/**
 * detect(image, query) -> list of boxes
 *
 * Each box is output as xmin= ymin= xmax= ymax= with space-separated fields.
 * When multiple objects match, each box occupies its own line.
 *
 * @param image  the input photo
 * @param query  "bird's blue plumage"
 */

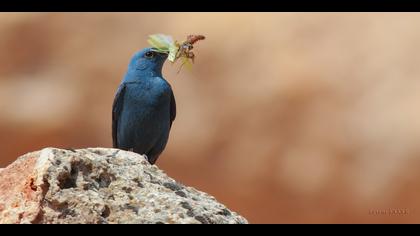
xmin=112 ymin=47 xmax=176 ymax=164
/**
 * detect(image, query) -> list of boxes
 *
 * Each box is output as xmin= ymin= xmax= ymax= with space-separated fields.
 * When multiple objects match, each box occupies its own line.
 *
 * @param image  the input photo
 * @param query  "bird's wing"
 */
xmin=170 ymin=89 xmax=176 ymax=128
xmin=112 ymin=83 xmax=127 ymax=148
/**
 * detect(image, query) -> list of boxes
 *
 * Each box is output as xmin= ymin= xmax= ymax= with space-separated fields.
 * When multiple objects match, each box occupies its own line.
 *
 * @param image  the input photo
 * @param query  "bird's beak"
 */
xmin=150 ymin=48 xmax=169 ymax=59
xmin=158 ymin=52 xmax=169 ymax=59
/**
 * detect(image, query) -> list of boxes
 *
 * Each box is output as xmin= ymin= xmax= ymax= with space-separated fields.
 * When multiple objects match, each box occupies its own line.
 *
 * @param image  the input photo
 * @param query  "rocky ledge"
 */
xmin=0 ymin=148 xmax=247 ymax=224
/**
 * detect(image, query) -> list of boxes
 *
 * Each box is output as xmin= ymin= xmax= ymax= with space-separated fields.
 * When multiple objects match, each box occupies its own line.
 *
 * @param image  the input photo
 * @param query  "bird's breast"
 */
xmin=124 ymin=80 xmax=172 ymax=110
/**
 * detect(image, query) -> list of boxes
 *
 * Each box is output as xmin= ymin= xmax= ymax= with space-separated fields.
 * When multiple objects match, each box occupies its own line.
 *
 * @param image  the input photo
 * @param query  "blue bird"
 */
xmin=112 ymin=47 xmax=176 ymax=164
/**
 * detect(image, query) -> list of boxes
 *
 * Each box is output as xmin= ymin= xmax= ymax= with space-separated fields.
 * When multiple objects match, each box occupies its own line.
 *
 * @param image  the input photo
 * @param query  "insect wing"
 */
xmin=148 ymin=34 xmax=172 ymax=50
xmin=182 ymin=57 xmax=193 ymax=70
xmin=168 ymin=46 xmax=179 ymax=62
xmin=156 ymin=34 xmax=175 ymax=47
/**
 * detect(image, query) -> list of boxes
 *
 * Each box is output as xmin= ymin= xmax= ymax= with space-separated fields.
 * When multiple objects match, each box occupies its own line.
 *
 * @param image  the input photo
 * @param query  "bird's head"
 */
xmin=128 ymin=47 xmax=168 ymax=76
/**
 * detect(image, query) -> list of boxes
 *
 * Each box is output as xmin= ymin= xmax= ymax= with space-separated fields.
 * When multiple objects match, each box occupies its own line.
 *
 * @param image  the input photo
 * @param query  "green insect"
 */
xmin=147 ymin=34 xmax=205 ymax=73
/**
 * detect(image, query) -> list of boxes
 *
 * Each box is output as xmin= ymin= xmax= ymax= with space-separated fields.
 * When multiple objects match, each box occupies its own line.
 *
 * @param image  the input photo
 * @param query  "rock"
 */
xmin=0 ymin=148 xmax=248 ymax=224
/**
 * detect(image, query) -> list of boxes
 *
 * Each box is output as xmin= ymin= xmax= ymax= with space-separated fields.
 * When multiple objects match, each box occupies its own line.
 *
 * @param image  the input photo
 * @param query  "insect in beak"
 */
xmin=148 ymin=34 xmax=205 ymax=73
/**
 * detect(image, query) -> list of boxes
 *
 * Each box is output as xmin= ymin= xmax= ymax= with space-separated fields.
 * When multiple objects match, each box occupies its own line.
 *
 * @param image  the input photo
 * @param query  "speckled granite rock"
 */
xmin=0 ymin=148 xmax=248 ymax=224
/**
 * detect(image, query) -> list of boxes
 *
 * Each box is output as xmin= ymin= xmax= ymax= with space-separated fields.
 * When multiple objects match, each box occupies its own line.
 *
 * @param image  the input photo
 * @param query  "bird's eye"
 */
xmin=145 ymin=51 xmax=156 ymax=58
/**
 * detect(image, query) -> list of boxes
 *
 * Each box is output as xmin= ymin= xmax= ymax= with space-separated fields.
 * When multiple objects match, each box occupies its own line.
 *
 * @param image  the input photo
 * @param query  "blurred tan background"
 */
xmin=1 ymin=13 xmax=420 ymax=223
